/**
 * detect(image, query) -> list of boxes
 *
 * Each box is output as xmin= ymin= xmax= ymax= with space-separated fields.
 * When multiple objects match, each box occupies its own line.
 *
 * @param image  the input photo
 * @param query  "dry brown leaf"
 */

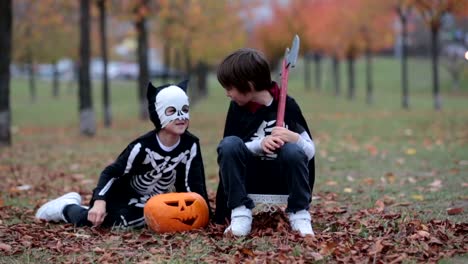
xmin=406 ymin=148 xmax=416 ymax=155
xmin=362 ymin=178 xmax=375 ymax=185
xmin=446 ymin=207 xmax=463 ymax=215
xmin=375 ymin=200 xmax=385 ymax=213
xmin=429 ymin=179 xmax=442 ymax=188
xmin=326 ymin=181 xmax=338 ymax=186
xmin=385 ymin=172 xmax=396 ymax=184
xmin=411 ymin=194 xmax=424 ymax=201
xmin=0 ymin=243 xmax=12 ymax=252
xmin=239 ymin=247 xmax=255 ymax=257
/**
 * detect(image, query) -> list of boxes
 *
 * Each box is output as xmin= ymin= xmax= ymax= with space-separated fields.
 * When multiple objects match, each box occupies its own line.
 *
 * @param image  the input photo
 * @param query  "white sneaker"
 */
xmin=288 ymin=209 xmax=315 ymax=237
xmin=35 ymin=192 xmax=82 ymax=222
xmin=224 ymin=205 xmax=252 ymax=236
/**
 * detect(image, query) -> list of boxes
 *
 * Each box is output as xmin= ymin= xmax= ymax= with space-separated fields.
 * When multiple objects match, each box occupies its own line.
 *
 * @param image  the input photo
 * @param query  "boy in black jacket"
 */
xmin=215 ymin=48 xmax=316 ymax=237
xmin=36 ymin=81 xmax=210 ymax=228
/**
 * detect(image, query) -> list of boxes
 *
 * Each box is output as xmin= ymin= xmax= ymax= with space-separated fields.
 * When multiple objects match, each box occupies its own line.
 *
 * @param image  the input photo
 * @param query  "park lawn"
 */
xmin=0 ymin=56 xmax=467 ymax=263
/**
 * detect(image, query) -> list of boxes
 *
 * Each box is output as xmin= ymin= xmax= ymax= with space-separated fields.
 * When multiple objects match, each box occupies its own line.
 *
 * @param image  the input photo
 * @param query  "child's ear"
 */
xmin=147 ymin=82 xmax=157 ymax=101
xmin=177 ymin=79 xmax=189 ymax=93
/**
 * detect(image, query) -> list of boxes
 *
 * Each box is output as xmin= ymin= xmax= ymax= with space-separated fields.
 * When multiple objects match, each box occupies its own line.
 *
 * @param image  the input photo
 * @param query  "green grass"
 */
xmin=1 ymin=56 xmax=467 ymax=262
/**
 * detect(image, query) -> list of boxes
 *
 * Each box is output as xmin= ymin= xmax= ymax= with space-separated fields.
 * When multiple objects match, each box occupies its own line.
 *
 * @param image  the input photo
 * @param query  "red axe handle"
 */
xmin=276 ymin=35 xmax=300 ymax=127
xmin=276 ymin=58 xmax=289 ymax=127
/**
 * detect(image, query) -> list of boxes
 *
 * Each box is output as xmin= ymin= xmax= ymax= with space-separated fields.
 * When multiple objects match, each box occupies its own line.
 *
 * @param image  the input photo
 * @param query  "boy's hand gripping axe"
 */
xmin=276 ymin=34 xmax=300 ymax=127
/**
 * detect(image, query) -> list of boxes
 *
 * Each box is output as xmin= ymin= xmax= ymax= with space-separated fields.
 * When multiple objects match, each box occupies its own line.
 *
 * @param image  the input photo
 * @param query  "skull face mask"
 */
xmin=156 ymin=85 xmax=189 ymax=128
xmin=147 ymin=80 xmax=190 ymax=131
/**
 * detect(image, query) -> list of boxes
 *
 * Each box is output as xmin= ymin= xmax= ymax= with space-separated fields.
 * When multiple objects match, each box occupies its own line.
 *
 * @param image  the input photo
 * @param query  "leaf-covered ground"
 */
xmin=0 ymin=194 xmax=466 ymax=263
xmin=2 ymin=61 xmax=468 ymax=263
xmin=1 ymin=114 xmax=466 ymax=263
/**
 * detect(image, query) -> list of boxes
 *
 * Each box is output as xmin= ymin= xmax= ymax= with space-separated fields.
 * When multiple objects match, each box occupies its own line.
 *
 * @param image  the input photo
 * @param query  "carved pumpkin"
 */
xmin=144 ymin=192 xmax=209 ymax=233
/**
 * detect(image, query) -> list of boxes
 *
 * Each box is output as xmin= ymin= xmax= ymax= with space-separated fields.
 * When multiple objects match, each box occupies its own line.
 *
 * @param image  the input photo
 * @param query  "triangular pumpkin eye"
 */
xmin=164 ymin=201 xmax=179 ymax=207
xmin=185 ymin=199 xmax=195 ymax=206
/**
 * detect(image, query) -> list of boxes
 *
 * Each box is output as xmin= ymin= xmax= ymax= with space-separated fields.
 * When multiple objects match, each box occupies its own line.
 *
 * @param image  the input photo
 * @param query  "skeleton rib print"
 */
xmin=130 ymin=146 xmax=192 ymax=196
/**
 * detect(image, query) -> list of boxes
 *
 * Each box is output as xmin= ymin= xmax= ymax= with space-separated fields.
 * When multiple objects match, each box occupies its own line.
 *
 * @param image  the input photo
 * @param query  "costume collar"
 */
xmin=245 ymin=81 xmax=280 ymax=113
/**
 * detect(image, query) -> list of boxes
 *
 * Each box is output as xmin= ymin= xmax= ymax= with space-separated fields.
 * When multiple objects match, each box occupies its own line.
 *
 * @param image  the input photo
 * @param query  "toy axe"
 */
xmin=276 ymin=34 xmax=300 ymax=127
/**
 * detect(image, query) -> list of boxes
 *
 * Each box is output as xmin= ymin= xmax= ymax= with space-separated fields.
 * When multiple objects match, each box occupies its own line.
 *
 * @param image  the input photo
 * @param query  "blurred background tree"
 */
xmin=1 ymin=0 xmax=467 ymax=144
xmin=0 ymin=0 xmax=12 ymax=147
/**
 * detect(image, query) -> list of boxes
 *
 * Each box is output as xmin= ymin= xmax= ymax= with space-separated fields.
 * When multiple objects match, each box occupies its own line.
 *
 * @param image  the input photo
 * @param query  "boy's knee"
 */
xmin=217 ymin=136 xmax=244 ymax=155
xmin=278 ymin=143 xmax=307 ymax=163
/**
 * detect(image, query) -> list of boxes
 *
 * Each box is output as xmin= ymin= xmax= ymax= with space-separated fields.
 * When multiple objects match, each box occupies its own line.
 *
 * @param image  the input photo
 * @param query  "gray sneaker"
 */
xmin=35 ymin=192 xmax=82 ymax=222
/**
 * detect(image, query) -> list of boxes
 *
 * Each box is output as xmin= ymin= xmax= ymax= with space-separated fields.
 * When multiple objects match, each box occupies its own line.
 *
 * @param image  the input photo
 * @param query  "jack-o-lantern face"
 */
xmin=144 ymin=192 xmax=209 ymax=233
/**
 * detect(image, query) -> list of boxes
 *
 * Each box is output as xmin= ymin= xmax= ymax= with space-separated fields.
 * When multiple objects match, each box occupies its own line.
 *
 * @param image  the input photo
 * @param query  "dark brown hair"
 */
xmin=217 ymin=48 xmax=272 ymax=94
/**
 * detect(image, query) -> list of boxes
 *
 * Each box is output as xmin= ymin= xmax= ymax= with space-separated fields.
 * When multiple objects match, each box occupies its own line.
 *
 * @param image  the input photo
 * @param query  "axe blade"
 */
xmin=286 ymin=35 xmax=300 ymax=68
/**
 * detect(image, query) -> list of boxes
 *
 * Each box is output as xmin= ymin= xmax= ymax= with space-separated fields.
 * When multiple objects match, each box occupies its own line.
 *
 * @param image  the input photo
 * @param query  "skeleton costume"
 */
xmin=214 ymin=82 xmax=315 ymax=224
xmin=63 ymin=81 xmax=210 ymax=228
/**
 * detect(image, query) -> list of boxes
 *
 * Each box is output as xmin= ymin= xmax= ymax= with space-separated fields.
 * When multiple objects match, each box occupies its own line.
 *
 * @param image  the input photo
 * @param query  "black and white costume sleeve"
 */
xmin=92 ymin=141 xmax=144 ymax=201
xmin=92 ymin=130 xmax=211 ymax=215
xmin=215 ymin=93 xmax=316 ymax=224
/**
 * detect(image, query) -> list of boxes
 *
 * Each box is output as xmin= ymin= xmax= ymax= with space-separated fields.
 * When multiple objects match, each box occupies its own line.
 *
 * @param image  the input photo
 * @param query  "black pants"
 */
xmin=217 ymin=136 xmax=311 ymax=213
xmin=63 ymin=189 xmax=147 ymax=228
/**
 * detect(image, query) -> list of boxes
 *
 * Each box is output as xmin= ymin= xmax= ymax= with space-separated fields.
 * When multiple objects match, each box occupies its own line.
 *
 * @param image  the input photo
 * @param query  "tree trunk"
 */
xmin=98 ymin=0 xmax=111 ymax=127
xmin=52 ymin=61 xmax=59 ymax=98
xmin=314 ymin=53 xmax=322 ymax=91
xmin=27 ymin=48 xmax=36 ymax=103
xmin=162 ymin=42 xmax=171 ymax=83
xmin=430 ymin=27 xmax=441 ymax=110
xmin=400 ymin=13 xmax=409 ymax=109
xmin=347 ymin=56 xmax=355 ymax=100
xmin=304 ymin=53 xmax=311 ymax=91
xmin=135 ymin=1 xmax=149 ymax=120
xmin=174 ymin=48 xmax=182 ymax=75
xmin=365 ymin=47 xmax=373 ymax=105
xmin=196 ymin=61 xmax=208 ymax=98
xmin=0 ymin=0 xmax=12 ymax=147
xmin=332 ymin=56 xmax=340 ymax=96
xmin=79 ymin=0 xmax=96 ymax=136
xmin=450 ymin=71 xmax=460 ymax=91
xmin=183 ymin=45 xmax=195 ymax=101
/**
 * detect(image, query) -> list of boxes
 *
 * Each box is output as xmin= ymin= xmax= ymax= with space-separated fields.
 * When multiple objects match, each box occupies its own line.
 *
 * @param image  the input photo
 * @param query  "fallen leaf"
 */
xmin=325 ymin=207 xmax=347 ymax=214
xmin=375 ymin=200 xmax=385 ymax=213
xmin=366 ymin=145 xmax=378 ymax=156
xmin=429 ymin=179 xmax=442 ymax=188
xmin=408 ymin=177 xmax=417 ymax=183
xmin=326 ymin=181 xmax=337 ymax=186
xmin=405 ymin=148 xmax=416 ymax=155
xmin=239 ymin=247 xmax=255 ymax=257
xmin=391 ymin=202 xmax=412 ymax=207
xmin=446 ymin=207 xmax=463 ymax=215
xmin=385 ymin=172 xmax=396 ymax=184
xmin=404 ymin=128 xmax=413 ymax=136
xmin=368 ymin=239 xmax=384 ymax=255
xmin=417 ymin=230 xmax=430 ymax=238
xmin=411 ymin=194 xmax=424 ymax=201
xmin=362 ymin=178 xmax=375 ymax=185
xmin=307 ymin=252 xmax=323 ymax=261
xmin=319 ymin=241 xmax=337 ymax=256
xmin=395 ymin=157 xmax=405 ymax=165
xmin=383 ymin=195 xmax=395 ymax=205
xmin=344 ymin=188 xmax=353 ymax=193
xmin=0 ymin=243 xmax=11 ymax=251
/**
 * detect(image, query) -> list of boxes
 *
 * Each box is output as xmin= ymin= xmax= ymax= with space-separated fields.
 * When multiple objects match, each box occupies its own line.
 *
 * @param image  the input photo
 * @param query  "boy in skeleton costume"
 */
xmin=215 ymin=49 xmax=316 ymax=237
xmin=36 ymin=81 xmax=210 ymax=229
